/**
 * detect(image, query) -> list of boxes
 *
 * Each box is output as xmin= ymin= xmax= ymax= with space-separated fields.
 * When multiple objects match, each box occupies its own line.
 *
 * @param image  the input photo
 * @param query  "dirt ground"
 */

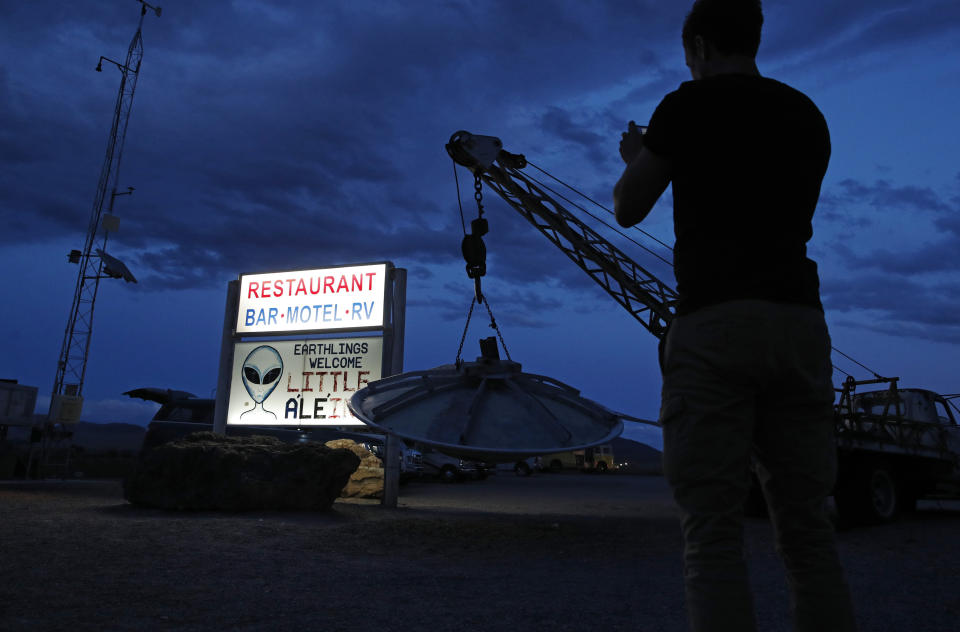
xmin=1 ymin=474 xmax=958 ymax=631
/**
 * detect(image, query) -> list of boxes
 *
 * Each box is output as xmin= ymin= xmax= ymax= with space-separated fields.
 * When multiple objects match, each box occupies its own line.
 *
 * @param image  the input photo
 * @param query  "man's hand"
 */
xmin=614 ymin=121 xmax=671 ymax=228
xmin=619 ymin=120 xmax=646 ymax=164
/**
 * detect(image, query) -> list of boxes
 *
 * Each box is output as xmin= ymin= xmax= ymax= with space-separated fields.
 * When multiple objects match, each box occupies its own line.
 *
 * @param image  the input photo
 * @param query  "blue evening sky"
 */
xmin=1 ymin=1 xmax=958 ymax=449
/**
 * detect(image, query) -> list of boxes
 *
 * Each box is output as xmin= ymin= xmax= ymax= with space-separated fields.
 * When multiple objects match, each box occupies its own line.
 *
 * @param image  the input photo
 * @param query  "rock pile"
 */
xmin=123 ymin=432 xmax=359 ymax=511
xmin=325 ymin=439 xmax=384 ymax=498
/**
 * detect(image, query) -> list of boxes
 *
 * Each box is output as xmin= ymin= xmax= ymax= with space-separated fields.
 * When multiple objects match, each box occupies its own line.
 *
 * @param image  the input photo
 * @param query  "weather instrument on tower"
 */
xmin=48 ymin=0 xmax=161 ymax=423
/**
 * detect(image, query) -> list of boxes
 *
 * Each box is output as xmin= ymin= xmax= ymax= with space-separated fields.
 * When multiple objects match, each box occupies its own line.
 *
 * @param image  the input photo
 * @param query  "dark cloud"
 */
xmin=935 ymin=212 xmax=960 ymax=237
xmin=539 ymin=107 xmax=609 ymax=165
xmin=1 ymin=0 xmax=956 ymax=352
xmin=835 ymin=240 xmax=960 ymax=275
xmin=834 ymin=317 xmax=960 ymax=347
xmin=819 ymin=176 xmax=959 ymax=277
xmin=823 ymin=273 xmax=960 ymax=343
xmin=764 ymin=1 xmax=960 ymax=69
xmin=0 ymin=0 xmax=686 ymax=288
xmin=408 ymin=266 xmax=434 ymax=281
xmin=408 ymin=280 xmax=564 ymax=330
xmin=123 ymin=205 xmax=458 ymax=290
xmin=835 ymin=178 xmax=952 ymax=214
xmin=829 ymin=1 xmax=960 ymax=56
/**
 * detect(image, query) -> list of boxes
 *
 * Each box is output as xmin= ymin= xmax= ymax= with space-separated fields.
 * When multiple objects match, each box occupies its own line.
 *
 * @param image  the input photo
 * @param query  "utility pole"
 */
xmin=49 ymin=1 xmax=162 ymax=424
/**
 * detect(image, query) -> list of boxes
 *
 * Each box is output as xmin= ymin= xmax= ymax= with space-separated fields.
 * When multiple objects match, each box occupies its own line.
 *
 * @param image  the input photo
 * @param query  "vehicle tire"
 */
xmin=439 ymin=465 xmax=458 ymax=483
xmin=866 ymin=467 xmax=901 ymax=522
xmin=549 ymin=459 xmax=563 ymax=473
xmin=835 ymin=462 xmax=902 ymax=525
xmin=596 ymin=461 xmax=608 ymax=473
xmin=514 ymin=462 xmax=532 ymax=477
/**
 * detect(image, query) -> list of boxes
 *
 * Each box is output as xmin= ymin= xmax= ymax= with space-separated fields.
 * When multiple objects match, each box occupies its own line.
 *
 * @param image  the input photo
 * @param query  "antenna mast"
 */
xmin=49 ymin=1 xmax=162 ymax=422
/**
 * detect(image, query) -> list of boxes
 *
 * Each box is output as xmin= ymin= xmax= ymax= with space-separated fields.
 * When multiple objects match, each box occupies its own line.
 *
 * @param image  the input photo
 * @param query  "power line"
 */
xmin=831 ymin=364 xmax=854 ymax=379
xmin=522 ymin=168 xmax=674 ymax=268
xmin=523 ymin=160 xmax=890 ymax=383
xmin=831 ymin=346 xmax=884 ymax=379
xmin=526 ymin=160 xmax=674 ymax=252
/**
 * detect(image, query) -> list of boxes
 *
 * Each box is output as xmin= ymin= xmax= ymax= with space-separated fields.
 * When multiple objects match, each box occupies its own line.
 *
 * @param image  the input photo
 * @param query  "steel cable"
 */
xmin=526 ymin=160 xmax=674 ymax=252
xmin=521 ymin=168 xmax=675 ymax=268
xmin=517 ymin=161 xmax=889 ymax=383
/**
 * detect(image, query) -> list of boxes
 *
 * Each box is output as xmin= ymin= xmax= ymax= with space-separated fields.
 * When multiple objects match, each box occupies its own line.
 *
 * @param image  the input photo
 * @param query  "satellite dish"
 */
xmin=97 ymin=248 xmax=138 ymax=283
xmin=348 ymin=339 xmax=624 ymax=462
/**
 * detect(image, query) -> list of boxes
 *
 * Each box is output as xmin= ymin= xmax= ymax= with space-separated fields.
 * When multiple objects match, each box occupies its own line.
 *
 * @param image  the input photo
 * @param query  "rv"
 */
xmin=543 ymin=444 xmax=615 ymax=473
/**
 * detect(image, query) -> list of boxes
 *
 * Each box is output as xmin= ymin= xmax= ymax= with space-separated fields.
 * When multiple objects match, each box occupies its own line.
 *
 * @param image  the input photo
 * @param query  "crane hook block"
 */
xmin=470 ymin=217 xmax=488 ymax=237
xmin=462 ymin=215 xmax=489 ymax=303
xmin=462 ymin=233 xmax=487 ymax=279
xmin=462 ymin=230 xmax=487 ymax=303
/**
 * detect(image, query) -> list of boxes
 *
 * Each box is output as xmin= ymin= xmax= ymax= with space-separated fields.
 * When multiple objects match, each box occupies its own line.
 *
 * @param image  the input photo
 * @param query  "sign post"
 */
xmin=212 ymin=280 xmax=239 ymax=435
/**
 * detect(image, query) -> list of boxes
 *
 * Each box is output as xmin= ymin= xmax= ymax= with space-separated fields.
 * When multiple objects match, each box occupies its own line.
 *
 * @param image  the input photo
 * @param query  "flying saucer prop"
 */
xmin=348 ymin=340 xmax=625 ymax=463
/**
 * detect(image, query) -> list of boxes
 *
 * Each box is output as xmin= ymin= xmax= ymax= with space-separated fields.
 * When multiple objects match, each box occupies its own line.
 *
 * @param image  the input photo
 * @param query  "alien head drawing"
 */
xmin=240 ymin=345 xmax=283 ymax=419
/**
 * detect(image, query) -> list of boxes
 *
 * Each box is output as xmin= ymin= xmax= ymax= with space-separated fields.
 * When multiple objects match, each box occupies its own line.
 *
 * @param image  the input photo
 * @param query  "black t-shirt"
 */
xmin=643 ymin=74 xmax=830 ymax=315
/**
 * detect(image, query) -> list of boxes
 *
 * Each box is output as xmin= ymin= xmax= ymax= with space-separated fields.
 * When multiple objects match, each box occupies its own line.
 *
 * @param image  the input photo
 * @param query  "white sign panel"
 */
xmin=227 ymin=337 xmax=383 ymax=426
xmin=236 ymin=263 xmax=388 ymax=335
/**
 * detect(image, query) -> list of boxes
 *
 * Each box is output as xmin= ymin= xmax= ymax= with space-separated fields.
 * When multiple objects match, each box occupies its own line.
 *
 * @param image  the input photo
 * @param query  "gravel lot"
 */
xmin=1 ymin=473 xmax=958 ymax=631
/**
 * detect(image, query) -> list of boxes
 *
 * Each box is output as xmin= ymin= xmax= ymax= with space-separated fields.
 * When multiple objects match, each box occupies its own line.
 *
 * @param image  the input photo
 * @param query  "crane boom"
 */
xmin=446 ymin=132 xmax=960 ymax=524
xmin=447 ymin=131 xmax=677 ymax=339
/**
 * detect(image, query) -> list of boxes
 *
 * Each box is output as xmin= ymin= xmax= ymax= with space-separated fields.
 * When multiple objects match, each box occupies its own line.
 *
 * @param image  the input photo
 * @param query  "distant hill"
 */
xmin=70 ymin=422 xmax=146 ymax=452
xmin=611 ymin=436 xmax=662 ymax=474
xmin=9 ymin=424 xmax=661 ymax=465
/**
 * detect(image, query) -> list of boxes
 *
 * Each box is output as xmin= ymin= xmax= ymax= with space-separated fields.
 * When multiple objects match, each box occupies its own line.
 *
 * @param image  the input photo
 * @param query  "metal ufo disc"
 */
xmin=348 ymin=354 xmax=624 ymax=463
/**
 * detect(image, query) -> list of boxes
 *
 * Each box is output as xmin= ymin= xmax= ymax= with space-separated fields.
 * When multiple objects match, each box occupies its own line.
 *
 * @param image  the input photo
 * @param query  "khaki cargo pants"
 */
xmin=659 ymin=300 xmax=857 ymax=632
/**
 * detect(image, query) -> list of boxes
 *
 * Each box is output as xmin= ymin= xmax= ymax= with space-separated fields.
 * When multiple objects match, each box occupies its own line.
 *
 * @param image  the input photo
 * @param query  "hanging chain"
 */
xmin=483 ymin=297 xmax=511 ymax=361
xmin=470 ymin=174 xmax=510 ymax=358
xmin=455 ymin=297 xmax=477 ymax=368
xmin=461 ymin=172 xmax=488 ymax=303
xmin=473 ymin=173 xmax=485 ymax=217
xmin=454 ymin=295 xmax=512 ymax=366
xmin=452 ymin=167 xmax=511 ymax=366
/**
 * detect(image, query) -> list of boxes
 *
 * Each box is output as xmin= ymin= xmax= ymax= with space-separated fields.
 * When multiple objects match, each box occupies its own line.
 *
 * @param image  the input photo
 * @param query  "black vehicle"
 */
xmin=126 ymin=388 xmax=422 ymax=479
xmin=125 ymin=388 xmax=312 ymax=452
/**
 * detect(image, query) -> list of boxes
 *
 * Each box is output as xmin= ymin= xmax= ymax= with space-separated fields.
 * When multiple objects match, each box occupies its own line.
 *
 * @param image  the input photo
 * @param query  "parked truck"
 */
xmin=830 ymin=377 xmax=960 ymax=524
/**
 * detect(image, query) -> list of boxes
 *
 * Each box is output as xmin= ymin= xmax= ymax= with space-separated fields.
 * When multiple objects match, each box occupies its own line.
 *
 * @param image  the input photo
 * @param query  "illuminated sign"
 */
xmin=227 ymin=337 xmax=383 ymax=426
xmin=236 ymin=263 xmax=388 ymax=335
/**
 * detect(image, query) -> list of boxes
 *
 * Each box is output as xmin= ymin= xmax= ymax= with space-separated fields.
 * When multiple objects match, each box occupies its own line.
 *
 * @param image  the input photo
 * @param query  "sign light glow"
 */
xmin=236 ymin=263 xmax=388 ymax=334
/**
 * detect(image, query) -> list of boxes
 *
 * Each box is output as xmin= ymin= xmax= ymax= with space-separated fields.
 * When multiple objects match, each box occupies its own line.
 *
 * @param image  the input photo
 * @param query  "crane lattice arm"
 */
xmin=447 ymin=131 xmax=677 ymax=340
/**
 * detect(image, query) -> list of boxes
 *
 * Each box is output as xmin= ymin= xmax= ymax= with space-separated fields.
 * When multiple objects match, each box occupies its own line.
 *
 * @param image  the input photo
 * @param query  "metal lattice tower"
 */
xmin=50 ymin=1 xmax=161 ymax=419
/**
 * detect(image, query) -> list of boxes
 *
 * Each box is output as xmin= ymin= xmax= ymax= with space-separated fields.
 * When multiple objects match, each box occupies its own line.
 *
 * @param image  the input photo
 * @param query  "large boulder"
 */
xmin=326 ymin=439 xmax=384 ymax=499
xmin=123 ymin=432 xmax=360 ymax=511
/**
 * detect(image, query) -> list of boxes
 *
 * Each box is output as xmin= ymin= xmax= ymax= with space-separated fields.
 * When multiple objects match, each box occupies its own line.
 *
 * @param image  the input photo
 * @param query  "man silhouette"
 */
xmin=614 ymin=1 xmax=857 ymax=630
